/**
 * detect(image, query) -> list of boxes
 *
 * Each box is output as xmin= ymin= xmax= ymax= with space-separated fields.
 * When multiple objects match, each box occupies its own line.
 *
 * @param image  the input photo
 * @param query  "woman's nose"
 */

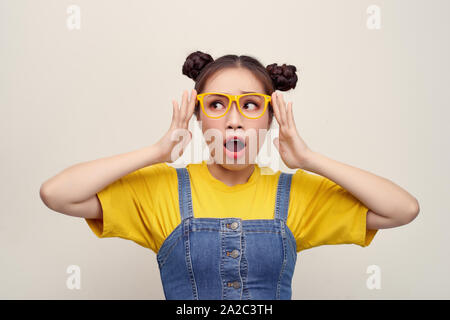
xmin=225 ymin=101 xmax=244 ymax=129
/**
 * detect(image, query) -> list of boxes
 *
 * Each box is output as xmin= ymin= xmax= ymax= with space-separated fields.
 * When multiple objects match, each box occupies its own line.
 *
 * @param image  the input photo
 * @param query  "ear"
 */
xmin=194 ymin=104 xmax=201 ymax=122
xmin=268 ymin=111 xmax=273 ymax=129
xmin=267 ymin=102 xmax=274 ymax=128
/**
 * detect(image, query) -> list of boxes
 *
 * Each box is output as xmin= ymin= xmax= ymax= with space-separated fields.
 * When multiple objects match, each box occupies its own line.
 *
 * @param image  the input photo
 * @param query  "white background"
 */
xmin=1 ymin=0 xmax=448 ymax=299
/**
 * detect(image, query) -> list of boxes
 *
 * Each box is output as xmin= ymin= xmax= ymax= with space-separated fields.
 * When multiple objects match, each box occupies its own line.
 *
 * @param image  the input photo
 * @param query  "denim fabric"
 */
xmin=156 ymin=167 xmax=297 ymax=300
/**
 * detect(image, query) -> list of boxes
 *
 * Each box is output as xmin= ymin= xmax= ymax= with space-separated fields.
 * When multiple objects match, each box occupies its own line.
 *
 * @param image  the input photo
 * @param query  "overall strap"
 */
xmin=175 ymin=167 xmax=194 ymax=220
xmin=274 ymin=172 xmax=293 ymax=222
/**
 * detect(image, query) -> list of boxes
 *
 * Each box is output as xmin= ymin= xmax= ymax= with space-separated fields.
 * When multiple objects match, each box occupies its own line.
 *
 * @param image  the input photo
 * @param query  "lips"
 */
xmin=224 ymin=136 xmax=246 ymax=152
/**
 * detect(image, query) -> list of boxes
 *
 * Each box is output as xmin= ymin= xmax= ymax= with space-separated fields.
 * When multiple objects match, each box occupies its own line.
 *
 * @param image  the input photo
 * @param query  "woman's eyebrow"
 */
xmin=222 ymin=90 xmax=257 ymax=94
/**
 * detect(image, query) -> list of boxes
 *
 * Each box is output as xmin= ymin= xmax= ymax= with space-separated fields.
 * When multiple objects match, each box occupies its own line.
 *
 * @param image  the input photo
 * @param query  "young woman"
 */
xmin=39 ymin=51 xmax=420 ymax=300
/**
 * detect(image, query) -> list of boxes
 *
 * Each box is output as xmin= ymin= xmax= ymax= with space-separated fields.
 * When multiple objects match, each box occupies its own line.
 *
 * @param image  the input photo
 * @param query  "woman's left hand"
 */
xmin=271 ymin=91 xmax=313 ymax=170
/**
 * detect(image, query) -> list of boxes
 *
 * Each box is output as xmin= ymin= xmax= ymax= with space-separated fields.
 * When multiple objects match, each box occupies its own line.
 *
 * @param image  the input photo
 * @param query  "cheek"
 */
xmin=245 ymin=120 xmax=270 ymax=146
xmin=253 ymin=115 xmax=271 ymax=131
xmin=200 ymin=118 xmax=226 ymax=144
xmin=201 ymin=117 xmax=218 ymax=131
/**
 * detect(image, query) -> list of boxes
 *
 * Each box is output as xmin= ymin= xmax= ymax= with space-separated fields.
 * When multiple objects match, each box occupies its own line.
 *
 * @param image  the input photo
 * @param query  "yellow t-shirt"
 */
xmin=85 ymin=160 xmax=378 ymax=254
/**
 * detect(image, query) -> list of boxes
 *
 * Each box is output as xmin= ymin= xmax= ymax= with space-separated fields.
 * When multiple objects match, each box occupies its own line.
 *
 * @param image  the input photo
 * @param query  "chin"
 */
xmin=220 ymin=163 xmax=250 ymax=171
xmin=208 ymin=145 xmax=259 ymax=169
xmin=217 ymin=153 xmax=259 ymax=170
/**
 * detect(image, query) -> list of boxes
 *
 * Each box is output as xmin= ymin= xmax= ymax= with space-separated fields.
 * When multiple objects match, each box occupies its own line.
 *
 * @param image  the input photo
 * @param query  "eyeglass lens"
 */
xmin=203 ymin=94 xmax=266 ymax=118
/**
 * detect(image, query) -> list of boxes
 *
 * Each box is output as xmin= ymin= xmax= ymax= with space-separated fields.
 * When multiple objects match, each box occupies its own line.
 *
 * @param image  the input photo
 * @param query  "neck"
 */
xmin=206 ymin=161 xmax=255 ymax=187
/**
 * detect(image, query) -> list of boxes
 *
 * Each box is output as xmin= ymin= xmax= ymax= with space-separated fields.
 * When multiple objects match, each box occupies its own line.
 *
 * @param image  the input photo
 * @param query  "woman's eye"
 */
xmin=243 ymin=102 xmax=258 ymax=110
xmin=210 ymin=102 xmax=225 ymax=109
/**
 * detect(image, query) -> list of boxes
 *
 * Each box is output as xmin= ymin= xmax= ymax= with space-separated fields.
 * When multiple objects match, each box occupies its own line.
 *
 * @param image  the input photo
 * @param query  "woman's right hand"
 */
xmin=155 ymin=89 xmax=197 ymax=163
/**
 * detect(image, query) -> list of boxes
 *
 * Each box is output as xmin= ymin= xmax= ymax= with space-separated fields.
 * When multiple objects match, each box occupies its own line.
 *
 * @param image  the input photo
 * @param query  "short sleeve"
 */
xmin=287 ymin=169 xmax=378 ymax=252
xmin=85 ymin=162 xmax=177 ymax=253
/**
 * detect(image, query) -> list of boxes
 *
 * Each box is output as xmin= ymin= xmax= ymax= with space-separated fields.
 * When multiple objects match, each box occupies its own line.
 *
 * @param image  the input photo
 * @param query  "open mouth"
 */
xmin=224 ymin=136 xmax=246 ymax=152
xmin=223 ymin=135 xmax=247 ymax=160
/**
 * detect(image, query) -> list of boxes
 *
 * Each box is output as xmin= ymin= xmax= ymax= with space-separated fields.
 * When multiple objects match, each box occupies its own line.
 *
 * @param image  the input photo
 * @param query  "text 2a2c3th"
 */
xmin=220 ymin=304 xmax=273 ymax=315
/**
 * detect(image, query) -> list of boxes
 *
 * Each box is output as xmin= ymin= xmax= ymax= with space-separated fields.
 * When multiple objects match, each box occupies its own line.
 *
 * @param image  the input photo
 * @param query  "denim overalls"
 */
xmin=156 ymin=167 xmax=297 ymax=300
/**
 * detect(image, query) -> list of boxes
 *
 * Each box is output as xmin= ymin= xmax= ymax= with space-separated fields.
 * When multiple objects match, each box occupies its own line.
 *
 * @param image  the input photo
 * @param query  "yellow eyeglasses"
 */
xmin=196 ymin=92 xmax=271 ymax=119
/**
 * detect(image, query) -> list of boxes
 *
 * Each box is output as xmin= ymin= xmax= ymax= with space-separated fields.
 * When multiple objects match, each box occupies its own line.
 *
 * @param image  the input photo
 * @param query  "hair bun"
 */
xmin=266 ymin=63 xmax=298 ymax=91
xmin=182 ymin=51 xmax=214 ymax=81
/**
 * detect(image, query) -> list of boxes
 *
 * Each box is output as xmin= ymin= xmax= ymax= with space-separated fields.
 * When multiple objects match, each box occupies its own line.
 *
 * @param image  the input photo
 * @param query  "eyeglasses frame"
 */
xmin=196 ymin=92 xmax=272 ymax=119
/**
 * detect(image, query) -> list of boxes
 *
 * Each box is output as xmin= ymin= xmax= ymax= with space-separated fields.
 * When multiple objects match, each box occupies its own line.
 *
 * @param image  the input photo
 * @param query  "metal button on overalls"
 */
xmin=229 ymin=222 xmax=239 ymax=230
xmin=156 ymin=167 xmax=298 ymax=300
xmin=227 ymin=249 xmax=239 ymax=258
xmin=227 ymin=281 xmax=241 ymax=289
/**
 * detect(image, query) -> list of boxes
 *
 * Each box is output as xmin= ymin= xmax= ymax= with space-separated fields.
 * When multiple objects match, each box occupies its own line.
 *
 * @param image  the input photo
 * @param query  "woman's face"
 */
xmin=198 ymin=67 xmax=272 ymax=171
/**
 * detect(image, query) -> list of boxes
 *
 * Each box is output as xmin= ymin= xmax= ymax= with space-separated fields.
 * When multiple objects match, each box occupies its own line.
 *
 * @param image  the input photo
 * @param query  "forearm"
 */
xmin=40 ymin=143 xmax=163 ymax=206
xmin=302 ymin=151 xmax=420 ymax=221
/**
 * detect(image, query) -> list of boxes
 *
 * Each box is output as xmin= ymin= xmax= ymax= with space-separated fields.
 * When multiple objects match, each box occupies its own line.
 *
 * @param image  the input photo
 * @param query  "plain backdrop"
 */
xmin=1 ymin=0 xmax=449 ymax=299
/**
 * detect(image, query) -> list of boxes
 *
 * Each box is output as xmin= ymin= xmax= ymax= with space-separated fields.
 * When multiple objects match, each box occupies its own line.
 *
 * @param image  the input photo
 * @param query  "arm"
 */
xmin=302 ymin=151 xmax=420 ymax=229
xmin=270 ymin=91 xmax=419 ymax=230
xmin=39 ymin=89 xmax=197 ymax=219
xmin=39 ymin=144 xmax=164 ymax=219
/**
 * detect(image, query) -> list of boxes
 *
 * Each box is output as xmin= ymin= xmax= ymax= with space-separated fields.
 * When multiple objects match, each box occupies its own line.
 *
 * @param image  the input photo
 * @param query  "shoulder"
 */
xmin=259 ymin=166 xmax=308 ymax=181
xmin=139 ymin=162 xmax=175 ymax=173
xmin=291 ymin=168 xmax=327 ymax=186
xmin=259 ymin=165 xmax=276 ymax=176
xmin=136 ymin=162 xmax=178 ymax=184
xmin=286 ymin=168 xmax=336 ymax=200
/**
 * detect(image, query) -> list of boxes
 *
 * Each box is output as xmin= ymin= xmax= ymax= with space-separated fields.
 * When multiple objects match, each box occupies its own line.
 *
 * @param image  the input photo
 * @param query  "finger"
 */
xmin=184 ymin=89 xmax=197 ymax=124
xmin=277 ymin=92 xmax=287 ymax=125
xmin=179 ymin=90 xmax=189 ymax=122
xmin=287 ymin=102 xmax=294 ymax=129
xmin=271 ymin=92 xmax=282 ymax=127
xmin=273 ymin=137 xmax=280 ymax=151
xmin=172 ymin=99 xmax=180 ymax=127
xmin=274 ymin=91 xmax=286 ymax=126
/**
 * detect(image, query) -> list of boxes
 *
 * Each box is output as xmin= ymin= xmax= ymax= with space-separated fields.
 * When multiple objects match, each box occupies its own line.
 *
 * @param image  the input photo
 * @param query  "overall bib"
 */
xmin=156 ymin=167 xmax=297 ymax=300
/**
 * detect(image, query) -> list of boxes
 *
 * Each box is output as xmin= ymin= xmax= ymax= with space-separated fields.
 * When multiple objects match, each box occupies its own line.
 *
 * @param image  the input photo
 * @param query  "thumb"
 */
xmin=182 ymin=131 xmax=193 ymax=149
xmin=273 ymin=137 xmax=280 ymax=151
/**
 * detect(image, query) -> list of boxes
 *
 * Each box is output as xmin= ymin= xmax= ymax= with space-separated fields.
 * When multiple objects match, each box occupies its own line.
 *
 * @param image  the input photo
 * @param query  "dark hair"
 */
xmin=182 ymin=51 xmax=298 ymax=122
